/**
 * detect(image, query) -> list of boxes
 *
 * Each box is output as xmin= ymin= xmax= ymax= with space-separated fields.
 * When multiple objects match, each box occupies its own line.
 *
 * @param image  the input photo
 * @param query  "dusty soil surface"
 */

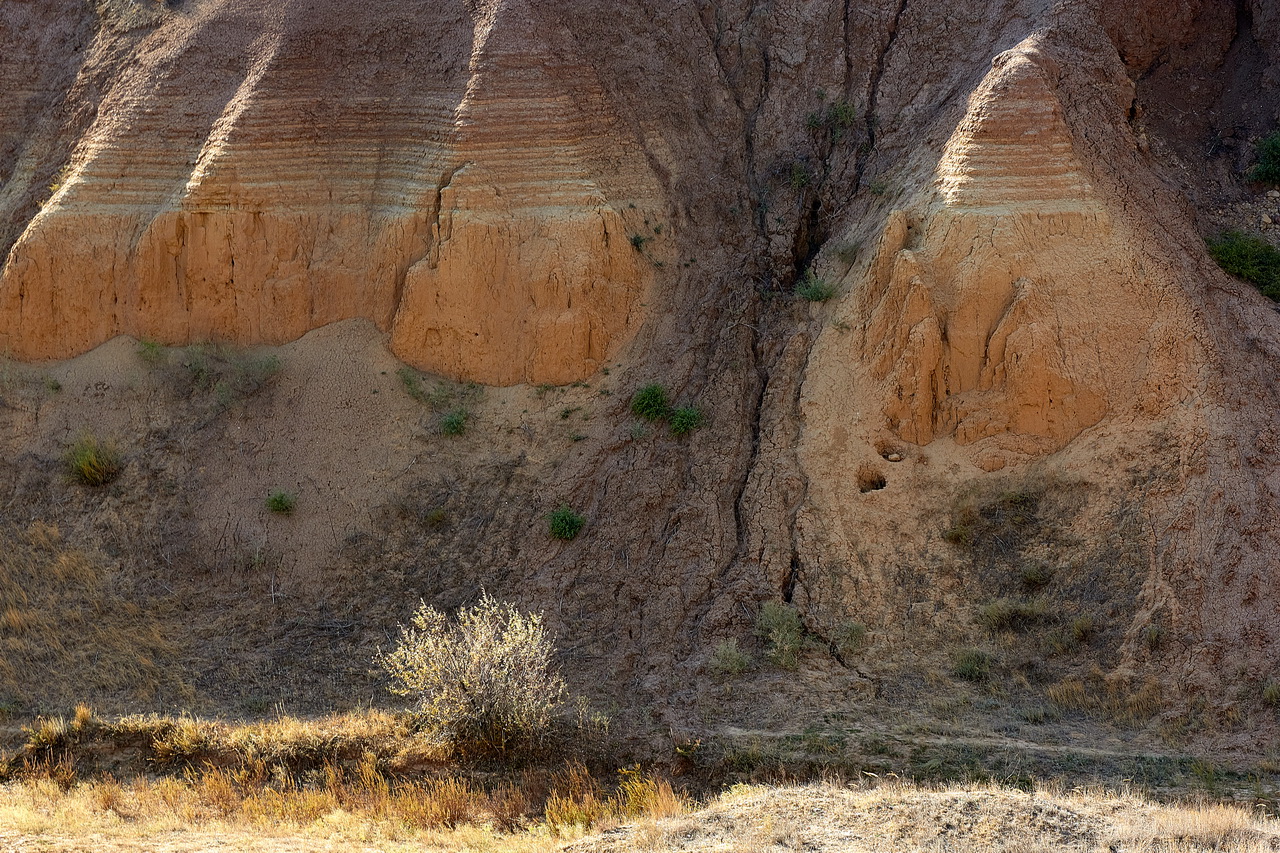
xmin=567 ymin=783 xmax=1280 ymax=853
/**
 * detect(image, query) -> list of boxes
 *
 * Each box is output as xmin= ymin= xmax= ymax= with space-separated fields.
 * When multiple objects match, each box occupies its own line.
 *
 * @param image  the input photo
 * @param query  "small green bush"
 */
xmin=827 ymin=102 xmax=858 ymax=130
xmin=952 ymin=648 xmax=992 ymax=682
xmin=755 ymin=602 xmax=805 ymax=670
xmin=548 ymin=506 xmax=585 ymax=541
xmin=440 ymin=409 xmax=468 ymax=436
xmin=64 ymin=434 xmax=122 ymax=486
xmin=669 ymin=406 xmax=704 ymax=436
xmin=266 ymin=490 xmax=296 ymax=515
xmin=710 ymin=639 xmax=751 ymax=676
xmin=806 ymin=102 xmax=859 ymax=140
xmin=795 ymin=270 xmax=837 ymax=302
xmin=1207 ymin=231 xmax=1280 ymax=299
xmin=630 ymin=384 xmax=671 ymax=421
xmin=1251 ymin=131 xmax=1280 ymax=184
xmin=1263 ymin=682 xmax=1280 ymax=708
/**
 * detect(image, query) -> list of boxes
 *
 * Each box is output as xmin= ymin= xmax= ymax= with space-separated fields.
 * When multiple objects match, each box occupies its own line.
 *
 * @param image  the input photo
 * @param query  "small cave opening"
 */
xmin=857 ymin=464 xmax=887 ymax=493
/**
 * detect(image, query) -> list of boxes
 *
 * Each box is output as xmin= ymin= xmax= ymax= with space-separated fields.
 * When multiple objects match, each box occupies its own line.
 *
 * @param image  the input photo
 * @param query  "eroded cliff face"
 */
xmin=0 ymin=0 xmax=659 ymax=385
xmin=4 ymin=0 xmax=1280 ymax=746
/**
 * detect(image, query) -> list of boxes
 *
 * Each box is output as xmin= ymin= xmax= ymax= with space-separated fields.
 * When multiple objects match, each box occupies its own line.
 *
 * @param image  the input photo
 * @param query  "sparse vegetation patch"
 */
xmin=1047 ymin=674 xmax=1161 ymax=726
xmin=833 ymin=621 xmax=868 ymax=657
xmin=944 ymin=486 xmax=1040 ymax=551
xmin=952 ymin=648 xmax=992 ymax=682
xmin=976 ymin=598 xmax=1047 ymax=633
xmin=1251 ymin=131 xmax=1280 ymax=184
xmin=63 ymin=434 xmax=122 ymax=486
xmin=669 ymin=406 xmax=705 ymax=436
xmin=795 ymin=269 xmax=837 ymax=302
xmin=710 ymin=639 xmax=752 ymax=676
xmin=1207 ymin=231 xmax=1280 ymax=299
xmin=755 ymin=602 xmax=806 ymax=670
xmin=440 ymin=408 xmax=468 ymax=436
xmin=178 ymin=344 xmax=281 ymax=405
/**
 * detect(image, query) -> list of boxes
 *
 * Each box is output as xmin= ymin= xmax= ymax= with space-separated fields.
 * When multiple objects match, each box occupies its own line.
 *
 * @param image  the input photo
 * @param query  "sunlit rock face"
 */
xmin=0 ymin=0 xmax=659 ymax=385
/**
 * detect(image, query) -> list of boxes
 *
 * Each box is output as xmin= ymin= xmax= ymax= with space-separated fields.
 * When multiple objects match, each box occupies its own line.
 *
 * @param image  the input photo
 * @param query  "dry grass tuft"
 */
xmin=1046 ymin=671 xmax=1162 ymax=726
xmin=1109 ymin=800 xmax=1274 ymax=851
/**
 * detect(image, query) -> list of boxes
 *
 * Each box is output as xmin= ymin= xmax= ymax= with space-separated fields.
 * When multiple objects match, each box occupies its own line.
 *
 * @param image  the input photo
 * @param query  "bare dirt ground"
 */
xmin=565 ymin=783 xmax=1280 ymax=853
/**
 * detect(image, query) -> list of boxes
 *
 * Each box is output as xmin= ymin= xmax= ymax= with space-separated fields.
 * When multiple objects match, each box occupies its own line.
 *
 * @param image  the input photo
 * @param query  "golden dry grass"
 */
xmin=1047 ymin=670 xmax=1163 ymax=726
xmin=0 ymin=709 xmax=688 ymax=851
xmin=0 ymin=522 xmax=186 ymax=708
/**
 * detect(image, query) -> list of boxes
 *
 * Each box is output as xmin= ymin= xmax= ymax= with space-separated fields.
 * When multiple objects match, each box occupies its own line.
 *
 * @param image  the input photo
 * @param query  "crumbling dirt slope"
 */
xmin=4 ymin=0 xmax=1280 ymax=762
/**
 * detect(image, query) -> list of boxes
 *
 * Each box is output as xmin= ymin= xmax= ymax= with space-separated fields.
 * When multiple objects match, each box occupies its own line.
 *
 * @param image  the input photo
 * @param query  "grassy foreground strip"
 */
xmin=4 ymin=710 xmax=1280 ymax=851
xmin=3 ymin=776 xmax=1280 ymax=853
xmin=0 ymin=707 xmax=683 ymax=848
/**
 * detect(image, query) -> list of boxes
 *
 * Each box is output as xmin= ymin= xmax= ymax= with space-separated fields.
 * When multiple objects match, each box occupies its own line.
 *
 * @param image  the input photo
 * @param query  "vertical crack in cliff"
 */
xmin=389 ymin=160 xmax=469 ymax=322
xmin=855 ymin=0 xmax=909 ymax=193
xmin=703 ymin=0 xmax=776 ymax=288
xmin=731 ymin=318 xmax=769 ymax=564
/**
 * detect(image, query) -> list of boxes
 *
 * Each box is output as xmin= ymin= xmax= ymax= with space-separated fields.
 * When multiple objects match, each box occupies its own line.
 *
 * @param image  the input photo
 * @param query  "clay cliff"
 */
xmin=4 ymin=0 xmax=1280 ymax=754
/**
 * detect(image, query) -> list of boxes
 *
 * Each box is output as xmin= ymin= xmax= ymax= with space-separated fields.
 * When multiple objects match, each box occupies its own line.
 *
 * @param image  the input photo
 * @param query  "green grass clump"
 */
xmin=1251 ymin=131 xmax=1280 ymax=184
xmin=952 ymin=648 xmax=992 ymax=682
xmin=136 ymin=338 xmax=165 ymax=364
xmin=440 ymin=409 xmax=467 ymax=436
xmin=975 ymin=598 xmax=1047 ymax=633
xmin=669 ymin=406 xmax=704 ymax=436
xmin=397 ymin=367 xmax=430 ymax=403
xmin=1071 ymin=614 xmax=1096 ymax=643
xmin=789 ymin=161 xmax=811 ymax=190
xmin=1019 ymin=562 xmax=1053 ymax=589
xmin=1263 ymin=682 xmax=1280 ymax=708
xmin=266 ymin=490 xmax=297 ymax=515
xmin=755 ymin=602 xmax=805 ymax=670
xmin=833 ymin=621 xmax=868 ymax=657
xmin=630 ymin=384 xmax=671 ymax=421
xmin=548 ymin=506 xmax=585 ymax=541
xmin=1207 ymin=231 xmax=1280 ymax=299
xmin=795 ymin=270 xmax=837 ymax=302
xmin=64 ymin=434 xmax=122 ymax=486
